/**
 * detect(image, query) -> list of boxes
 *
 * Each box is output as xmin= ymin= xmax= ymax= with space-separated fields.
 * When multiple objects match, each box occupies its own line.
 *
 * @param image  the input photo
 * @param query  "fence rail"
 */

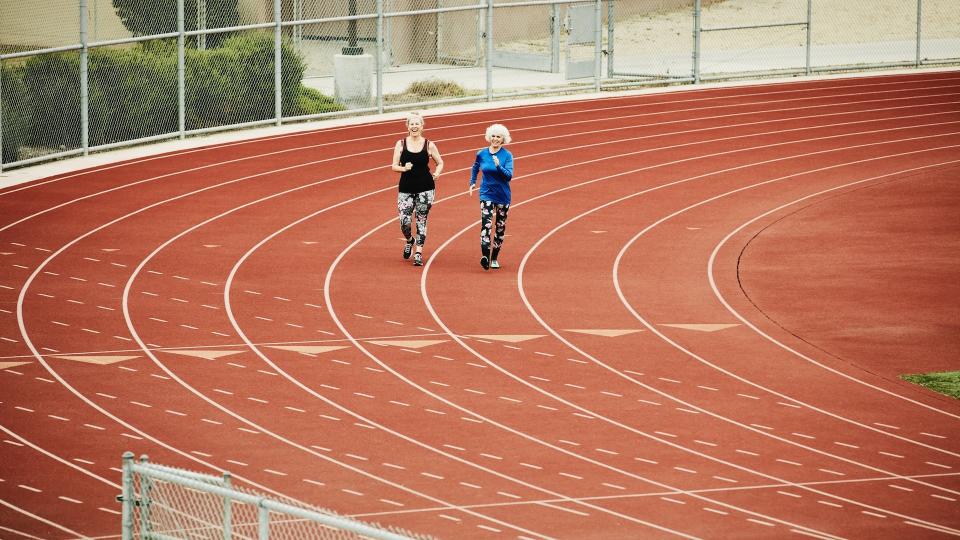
xmin=120 ymin=452 xmax=423 ymax=540
xmin=2 ymin=0 xmax=958 ymax=171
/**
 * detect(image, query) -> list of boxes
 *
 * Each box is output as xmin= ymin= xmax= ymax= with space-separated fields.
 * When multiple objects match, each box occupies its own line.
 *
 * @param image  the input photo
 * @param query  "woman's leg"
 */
xmin=492 ymin=203 xmax=509 ymax=261
xmin=413 ymin=190 xmax=435 ymax=249
xmin=480 ymin=200 xmax=494 ymax=256
xmin=397 ymin=192 xmax=416 ymax=244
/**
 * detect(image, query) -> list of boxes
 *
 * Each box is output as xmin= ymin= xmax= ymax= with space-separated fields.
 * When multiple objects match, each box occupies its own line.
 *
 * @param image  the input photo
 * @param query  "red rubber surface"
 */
xmin=1 ymin=71 xmax=958 ymax=539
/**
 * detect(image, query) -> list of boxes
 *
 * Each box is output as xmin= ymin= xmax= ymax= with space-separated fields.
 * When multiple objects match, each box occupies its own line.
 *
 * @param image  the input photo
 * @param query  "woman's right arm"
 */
xmin=390 ymin=140 xmax=408 ymax=173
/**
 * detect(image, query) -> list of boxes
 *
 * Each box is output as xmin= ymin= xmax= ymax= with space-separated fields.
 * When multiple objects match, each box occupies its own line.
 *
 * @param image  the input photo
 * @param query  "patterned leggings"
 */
xmin=480 ymin=200 xmax=510 ymax=258
xmin=397 ymin=190 xmax=434 ymax=246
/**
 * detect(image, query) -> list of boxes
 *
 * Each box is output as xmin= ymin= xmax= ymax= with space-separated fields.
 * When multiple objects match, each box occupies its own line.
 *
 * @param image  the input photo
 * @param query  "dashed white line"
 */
xmin=888 ymin=484 xmax=914 ymax=492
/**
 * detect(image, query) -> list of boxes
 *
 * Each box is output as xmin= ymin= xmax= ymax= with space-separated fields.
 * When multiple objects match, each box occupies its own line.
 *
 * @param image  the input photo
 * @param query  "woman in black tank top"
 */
xmin=391 ymin=112 xmax=444 ymax=266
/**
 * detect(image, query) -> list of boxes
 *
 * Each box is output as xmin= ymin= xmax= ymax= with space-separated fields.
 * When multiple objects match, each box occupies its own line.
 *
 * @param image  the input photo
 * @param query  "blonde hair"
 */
xmin=485 ymin=123 xmax=511 ymax=144
xmin=406 ymin=112 xmax=425 ymax=128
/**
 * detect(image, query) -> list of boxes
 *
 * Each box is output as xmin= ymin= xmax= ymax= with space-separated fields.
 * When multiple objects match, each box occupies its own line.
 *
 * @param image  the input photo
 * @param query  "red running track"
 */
xmin=0 ymin=70 xmax=958 ymax=539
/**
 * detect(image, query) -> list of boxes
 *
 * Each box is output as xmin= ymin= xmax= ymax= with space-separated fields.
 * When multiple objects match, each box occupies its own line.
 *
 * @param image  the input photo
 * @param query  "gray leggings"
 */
xmin=397 ymin=190 xmax=435 ymax=246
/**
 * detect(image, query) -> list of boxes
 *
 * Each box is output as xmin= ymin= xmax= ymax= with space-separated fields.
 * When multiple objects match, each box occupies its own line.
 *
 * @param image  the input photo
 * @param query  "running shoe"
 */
xmin=480 ymin=255 xmax=489 ymax=270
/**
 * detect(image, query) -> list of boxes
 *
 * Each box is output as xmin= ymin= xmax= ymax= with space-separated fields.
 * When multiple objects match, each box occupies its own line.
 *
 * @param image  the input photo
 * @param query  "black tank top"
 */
xmin=398 ymin=137 xmax=434 ymax=194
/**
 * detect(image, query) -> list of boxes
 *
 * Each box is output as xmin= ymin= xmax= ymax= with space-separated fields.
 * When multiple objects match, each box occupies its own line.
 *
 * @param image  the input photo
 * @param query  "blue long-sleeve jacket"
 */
xmin=470 ymin=147 xmax=514 ymax=205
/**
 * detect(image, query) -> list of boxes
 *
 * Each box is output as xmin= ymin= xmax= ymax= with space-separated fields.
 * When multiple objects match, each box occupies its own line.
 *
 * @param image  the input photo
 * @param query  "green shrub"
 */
xmin=295 ymin=86 xmax=346 ymax=116
xmin=22 ymin=52 xmax=82 ymax=150
xmin=19 ymin=33 xmax=341 ymax=151
xmin=112 ymin=0 xmax=239 ymax=49
xmin=1 ymin=61 xmax=32 ymax=162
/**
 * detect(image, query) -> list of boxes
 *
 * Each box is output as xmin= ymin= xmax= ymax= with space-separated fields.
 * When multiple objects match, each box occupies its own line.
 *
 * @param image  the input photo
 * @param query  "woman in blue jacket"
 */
xmin=469 ymin=124 xmax=514 ymax=270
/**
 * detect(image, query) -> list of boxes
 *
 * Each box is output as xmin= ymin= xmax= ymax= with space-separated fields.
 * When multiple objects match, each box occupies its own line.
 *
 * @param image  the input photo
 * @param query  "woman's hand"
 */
xmin=492 ymin=155 xmax=500 ymax=167
xmin=404 ymin=162 xmax=413 ymax=171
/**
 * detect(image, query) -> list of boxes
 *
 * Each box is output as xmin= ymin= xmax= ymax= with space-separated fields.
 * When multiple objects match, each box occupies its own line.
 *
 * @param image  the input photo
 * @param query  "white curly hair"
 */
xmin=485 ymin=123 xmax=511 ymax=144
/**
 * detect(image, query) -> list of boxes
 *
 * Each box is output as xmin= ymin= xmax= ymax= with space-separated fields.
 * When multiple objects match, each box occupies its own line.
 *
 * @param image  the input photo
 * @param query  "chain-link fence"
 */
xmin=2 ymin=0 xmax=958 ymax=170
xmin=120 ymin=453 xmax=430 ymax=540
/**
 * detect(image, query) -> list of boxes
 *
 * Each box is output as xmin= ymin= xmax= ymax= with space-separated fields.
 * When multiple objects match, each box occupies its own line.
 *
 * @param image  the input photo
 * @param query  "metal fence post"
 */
xmin=274 ymin=0 xmax=282 ymax=126
xmin=377 ymin=0 xmax=384 ymax=114
xmin=606 ymin=0 xmax=614 ymax=78
xmin=693 ymin=0 xmax=701 ymax=83
xmin=222 ymin=471 xmax=233 ymax=540
xmin=258 ymin=501 xmax=270 ymax=539
xmin=594 ymin=0 xmax=602 ymax=91
xmin=121 ymin=452 xmax=135 ymax=540
xmin=486 ymin=0 xmax=493 ymax=101
xmin=1 ymin=57 xmax=4 ymax=173
xmin=80 ymin=0 xmax=89 ymax=155
xmin=916 ymin=0 xmax=923 ymax=67
xmin=805 ymin=0 xmax=812 ymax=75
xmin=178 ymin=0 xmax=186 ymax=138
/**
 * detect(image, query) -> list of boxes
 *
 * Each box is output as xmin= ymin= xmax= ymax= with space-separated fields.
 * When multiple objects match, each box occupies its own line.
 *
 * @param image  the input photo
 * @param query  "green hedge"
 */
xmin=1 ymin=62 xmax=33 ymax=162
xmin=6 ymin=33 xmax=344 ymax=159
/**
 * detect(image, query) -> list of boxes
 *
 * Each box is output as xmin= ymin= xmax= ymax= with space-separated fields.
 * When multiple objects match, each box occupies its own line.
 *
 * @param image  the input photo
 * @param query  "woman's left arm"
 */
xmin=429 ymin=141 xmax=444 ymax=178
xmin=498 ymin=150 xmax=514 ymax=181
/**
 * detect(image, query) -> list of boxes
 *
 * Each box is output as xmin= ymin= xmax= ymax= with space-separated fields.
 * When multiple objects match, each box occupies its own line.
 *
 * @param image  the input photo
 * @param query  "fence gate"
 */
xmin=565 ymin=2 xmax=597 ymax=78
xmin=491 ymin=3 xmax=561 ymax=72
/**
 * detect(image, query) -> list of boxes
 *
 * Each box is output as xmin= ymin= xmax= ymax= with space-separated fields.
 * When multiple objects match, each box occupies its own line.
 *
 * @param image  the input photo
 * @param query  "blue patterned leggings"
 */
xmin=480 ymin=200 xmax=509 ymax=257
xmin=397 ymin=190 xmax=434 ymax=246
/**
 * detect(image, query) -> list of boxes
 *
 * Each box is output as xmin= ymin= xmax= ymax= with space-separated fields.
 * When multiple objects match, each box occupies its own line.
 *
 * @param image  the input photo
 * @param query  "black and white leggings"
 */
xmin=480 ymin=200 xmax=510 ymax=258
xmin=397 ymin=190 xmax=435 ymax=246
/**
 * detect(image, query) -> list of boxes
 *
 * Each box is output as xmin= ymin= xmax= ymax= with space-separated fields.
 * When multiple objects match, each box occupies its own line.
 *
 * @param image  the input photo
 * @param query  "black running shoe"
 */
xmin=480 ymin=255 xmax=489 ymax=270
xmin=403 ymin=241 xmax=414 ymax=259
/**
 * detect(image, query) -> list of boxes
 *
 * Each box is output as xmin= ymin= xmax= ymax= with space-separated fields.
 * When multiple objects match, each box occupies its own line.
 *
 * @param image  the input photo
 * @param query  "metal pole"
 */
xmin=258 ymin=502 xmax=270 ymax=539
xmin=274 ymin=0 xmax=282 ymax=125
xmin=343 ymin=0 xmax=362 ymax=54
xmin=607 ymin=0 xmax=614 ymax=78
xmin=120 ymin=452 xmax=135 ymax=540
xmin=550 ymin=3 xmax=559 ymax=73
xmin=178 ymin=0 xmax=185 ymax=138
xmin=805 ymin=0 xmax=812 ymax=75
xmin=916 ymin=0 xmax=923 ymax=67
xmin=80 ymin=0 xmax=89 ymax=155
xmin=0 ymin=57 xmax=4 ymax=172
xmin=376 ymin=0 xmax=384 ymax=113
xmin=693 ymin=0 xmax=701 ymax=83
xmin=222 ymin=472 xmax=232 ymax=540
xmin=594 ymin=0 xmax=602 ymax=91
xmin=198 ymin=0 xmax=207 ymax=50
xmin=486 ymin=0 xmax=493 ymax=101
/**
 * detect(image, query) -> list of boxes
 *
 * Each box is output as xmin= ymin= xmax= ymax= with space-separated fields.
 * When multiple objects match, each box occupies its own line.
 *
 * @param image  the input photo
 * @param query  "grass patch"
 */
xmin=384 ymin=78 xmax=480 ymax=105
xmin=405 ymin=79 xmax=467 ymax=98
xmin=901 ymin=371 xmax=960 ymax=399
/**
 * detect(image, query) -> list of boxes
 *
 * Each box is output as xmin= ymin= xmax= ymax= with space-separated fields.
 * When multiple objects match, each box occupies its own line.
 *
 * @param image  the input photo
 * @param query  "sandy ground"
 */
xmin=614 ymin=0 xmax=960 ymax=52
